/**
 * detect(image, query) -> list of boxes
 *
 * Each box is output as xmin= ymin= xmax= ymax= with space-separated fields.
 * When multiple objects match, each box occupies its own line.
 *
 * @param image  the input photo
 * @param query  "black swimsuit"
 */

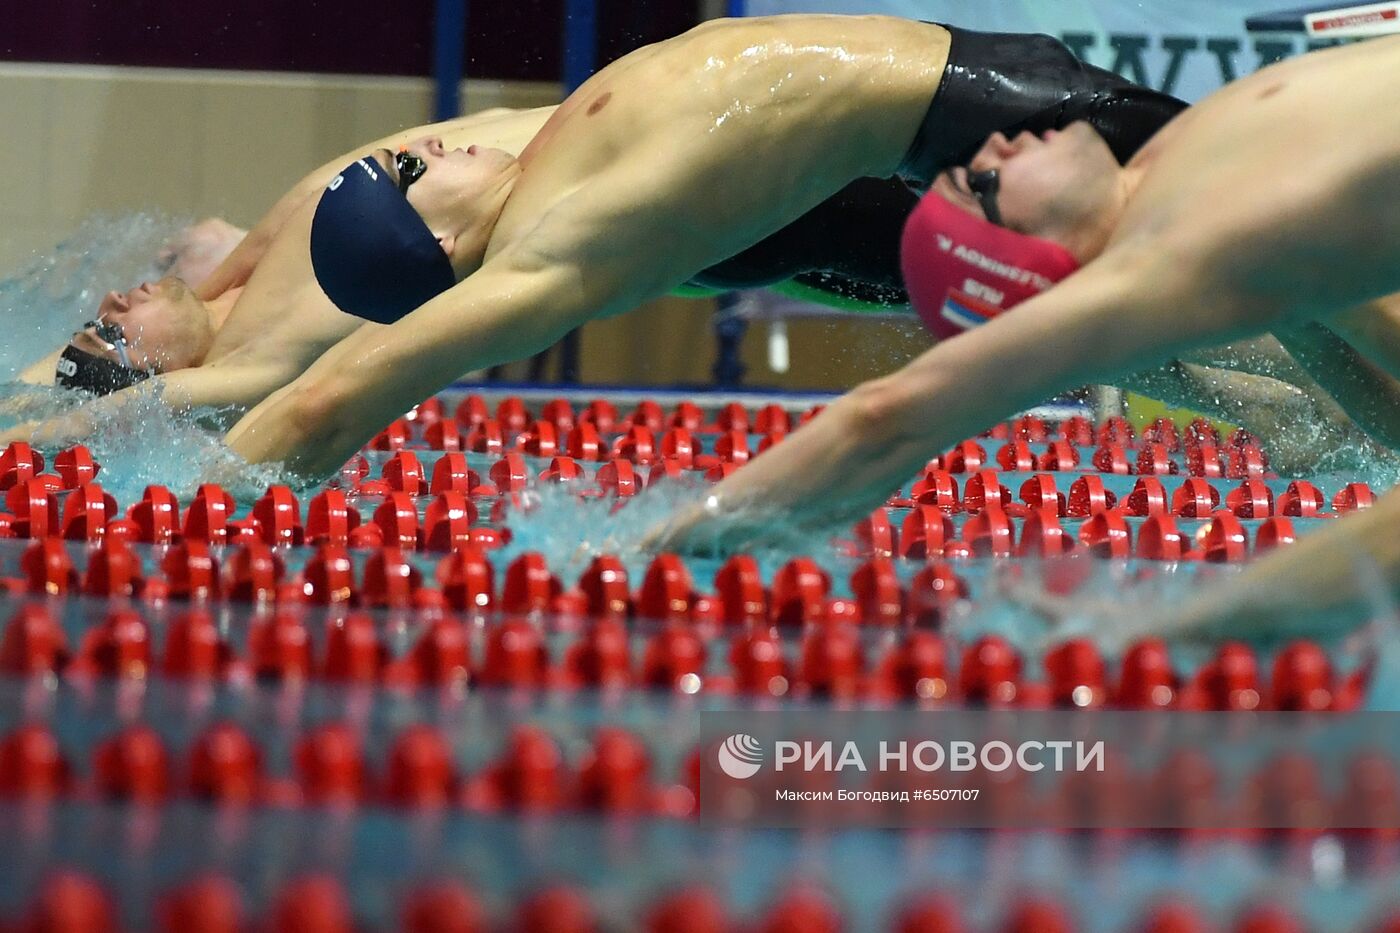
xmin=689 ymin=24 xmax=1187 ymax=306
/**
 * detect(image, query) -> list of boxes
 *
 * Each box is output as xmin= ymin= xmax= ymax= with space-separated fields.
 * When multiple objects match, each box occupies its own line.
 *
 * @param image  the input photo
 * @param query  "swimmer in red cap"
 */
xmin=660 ymin=34 xmax=1400 ymax=548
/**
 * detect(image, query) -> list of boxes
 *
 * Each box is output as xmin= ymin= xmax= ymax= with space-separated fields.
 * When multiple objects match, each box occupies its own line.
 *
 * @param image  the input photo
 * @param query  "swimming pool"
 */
xmin=0 ymin=379 xmax=1396 ymax=930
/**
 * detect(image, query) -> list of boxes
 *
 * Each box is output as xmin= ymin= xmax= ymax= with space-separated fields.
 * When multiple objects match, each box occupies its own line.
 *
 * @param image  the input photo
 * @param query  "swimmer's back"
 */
xmin=490 ymin=15 xmax=949 ymax=299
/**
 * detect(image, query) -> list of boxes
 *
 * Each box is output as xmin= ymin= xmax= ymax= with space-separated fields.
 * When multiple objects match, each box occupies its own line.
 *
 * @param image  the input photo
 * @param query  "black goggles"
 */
xmin=966 ymin=169 xmax=1003 ymax=227
xmin=75 ymin=319 xmax=135 ymax=367
xmin=395 ymin=149 xmax=427 ymax=195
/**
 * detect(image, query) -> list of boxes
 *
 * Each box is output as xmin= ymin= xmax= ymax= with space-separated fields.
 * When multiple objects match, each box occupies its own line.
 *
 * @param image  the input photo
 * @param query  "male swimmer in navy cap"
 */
xmin=657 ymin=34 xmax=1400 ymax=551
xmin=223 ymin=15 xmax=1197 ymax=472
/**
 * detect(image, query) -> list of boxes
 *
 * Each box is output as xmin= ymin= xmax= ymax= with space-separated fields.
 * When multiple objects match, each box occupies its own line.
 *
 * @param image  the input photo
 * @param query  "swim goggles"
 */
xmin=77 ymin=319 xmax=136 ymax=367
xmin=966 ymin=169 xmax=1003 ymax=227
xmin=395 ymin=148 xmax=427 ymax=195
xmin=55 ymin=319 xmax=153 ymax=395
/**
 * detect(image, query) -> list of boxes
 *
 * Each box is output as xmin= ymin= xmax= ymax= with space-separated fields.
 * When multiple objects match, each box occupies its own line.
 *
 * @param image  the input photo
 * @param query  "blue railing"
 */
xmin=432 ymin=0 xmax=468 ymax=122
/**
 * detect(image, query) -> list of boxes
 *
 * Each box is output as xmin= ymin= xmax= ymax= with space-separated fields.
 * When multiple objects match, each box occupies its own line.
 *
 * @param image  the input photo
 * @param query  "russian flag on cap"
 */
xmin=941 ymin=288 xmax=1002 ymax=331
xmin=901 ymin=191 xmax=1080 ymax=341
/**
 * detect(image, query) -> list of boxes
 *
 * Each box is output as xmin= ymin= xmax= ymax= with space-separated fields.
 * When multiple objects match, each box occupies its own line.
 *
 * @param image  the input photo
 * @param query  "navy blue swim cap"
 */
xmin=309 ymin=156 xmax=457 ymax=324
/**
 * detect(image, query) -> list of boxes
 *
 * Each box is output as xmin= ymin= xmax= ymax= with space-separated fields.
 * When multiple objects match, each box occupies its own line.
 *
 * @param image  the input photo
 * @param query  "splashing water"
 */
xmin=0 ymin=213 xmax=190 ymax=377
xmin=0 ymin=214 xmax=296 ymax=502
xmin=498 ymin=474 xmax=862 ymax=586
xmin=73 ymin=386 xmax=286 ymax=505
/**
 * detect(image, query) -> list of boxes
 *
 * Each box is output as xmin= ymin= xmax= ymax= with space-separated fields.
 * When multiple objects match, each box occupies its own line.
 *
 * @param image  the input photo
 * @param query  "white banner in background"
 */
xmin=742 ymin=0 xmax=1340 ymax=101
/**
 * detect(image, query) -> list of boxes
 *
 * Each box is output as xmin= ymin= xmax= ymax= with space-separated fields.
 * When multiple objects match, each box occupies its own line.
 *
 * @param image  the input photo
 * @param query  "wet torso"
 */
xmin=1111 ymin=35 xmax=1400 ymax=318
xmin=489 ymin=15 xmax=950 ymax=308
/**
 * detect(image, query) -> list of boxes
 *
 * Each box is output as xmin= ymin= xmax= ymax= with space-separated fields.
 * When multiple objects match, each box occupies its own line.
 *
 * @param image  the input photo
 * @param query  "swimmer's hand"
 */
xmin=0 ymin=395 xmax=43 ymax=420
xmin=0 ymin=422 xmax=37 ymax=449
xmin=0 ymin=383 xmax=75 ymax=419
xmin=640 ymin=493 xmax=809 ymax=557
xmin=640 ymin=499 xmax=718 ymax=556
xmin=0 ymin=411 xmax=100 ymax=451
xmin=157 ymin=218 xmax=247 ymax=293
xmin=997 ymin=566 xmax=1239 ymax=651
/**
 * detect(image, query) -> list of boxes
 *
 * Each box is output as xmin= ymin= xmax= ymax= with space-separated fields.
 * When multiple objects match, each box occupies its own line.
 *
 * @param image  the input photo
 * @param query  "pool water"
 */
xmin=1 ymin=220 xmax=1398 ymax=931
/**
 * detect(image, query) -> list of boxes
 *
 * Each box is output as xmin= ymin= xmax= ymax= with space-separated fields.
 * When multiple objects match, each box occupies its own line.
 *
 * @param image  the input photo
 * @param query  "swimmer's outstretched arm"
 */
xmin=224 ymin=246 xmax=615 ymax=475
xmin=661 ymin=244 xmax=1248 ymax=542
xmin=1179 ymin=334 xmax=1322 ymax=386
xmin=1174 ymin=329 xmax=1400 ymax=455
xmin=1275 ymin=316 xmax=1400 ymax=452
xmin=1162 ymin=486 xmax=1400 ymax=643
xmin=1330 ymin=293 xmax=1400 ymax=383
xmin=0 ymin=363 xmax=291 ymax=450
xmin=1122 ymin=360 xmax=1383 ymax=475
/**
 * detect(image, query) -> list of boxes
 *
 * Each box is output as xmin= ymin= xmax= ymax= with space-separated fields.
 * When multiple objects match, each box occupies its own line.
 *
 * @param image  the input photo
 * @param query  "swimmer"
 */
xmin=655 ymin=34 xmax=1400 ymax=546
xmin=0 ymin=89 xmax=975 ymax=443
xmin=224 ymin=15 xmax=1187 ymax=472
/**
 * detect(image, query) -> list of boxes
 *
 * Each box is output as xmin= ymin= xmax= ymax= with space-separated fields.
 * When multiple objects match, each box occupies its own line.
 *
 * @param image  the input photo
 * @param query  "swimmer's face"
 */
xmin=935 ymin=124 xmax=1121 ymax=252
xmin=88 ymin=276 xmax=213 ymax=372
xmin=372 ymin=135 xmax=520 ymax=268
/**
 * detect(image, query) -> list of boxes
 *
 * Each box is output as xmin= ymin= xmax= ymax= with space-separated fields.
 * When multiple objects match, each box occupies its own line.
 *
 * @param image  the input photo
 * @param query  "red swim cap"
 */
xmin=900 ymin=191 xmax=1080 ymax=341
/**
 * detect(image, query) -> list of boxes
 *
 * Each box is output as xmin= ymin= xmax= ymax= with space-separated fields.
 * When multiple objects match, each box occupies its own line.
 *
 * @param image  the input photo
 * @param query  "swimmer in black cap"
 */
xmin=33 ymin=279 xmax=217 ymax=395
xmin=659 ymin=35 xmax=1400 ymax=549
xmin=3 ymin=110 xmax=555 ymax=448
xmin=54 ymin=319 xmax=152 ymax=395
xmin=225 ymin=15 xmax=1193 ymax=472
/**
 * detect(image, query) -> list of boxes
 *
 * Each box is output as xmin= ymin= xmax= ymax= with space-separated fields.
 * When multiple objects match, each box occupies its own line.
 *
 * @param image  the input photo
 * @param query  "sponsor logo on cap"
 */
xmin=951 ymin=243 xmax=1055 ymax=291
xmin=1310 ymin=6 xmax=1397 ymax=30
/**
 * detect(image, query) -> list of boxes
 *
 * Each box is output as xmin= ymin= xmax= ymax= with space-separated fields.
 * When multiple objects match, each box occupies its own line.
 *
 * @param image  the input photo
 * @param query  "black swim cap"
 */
xmin=55 ymin=346 xmax=152 ymax=396
xmin=309 ymin=157 xmax=458 ymax=324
